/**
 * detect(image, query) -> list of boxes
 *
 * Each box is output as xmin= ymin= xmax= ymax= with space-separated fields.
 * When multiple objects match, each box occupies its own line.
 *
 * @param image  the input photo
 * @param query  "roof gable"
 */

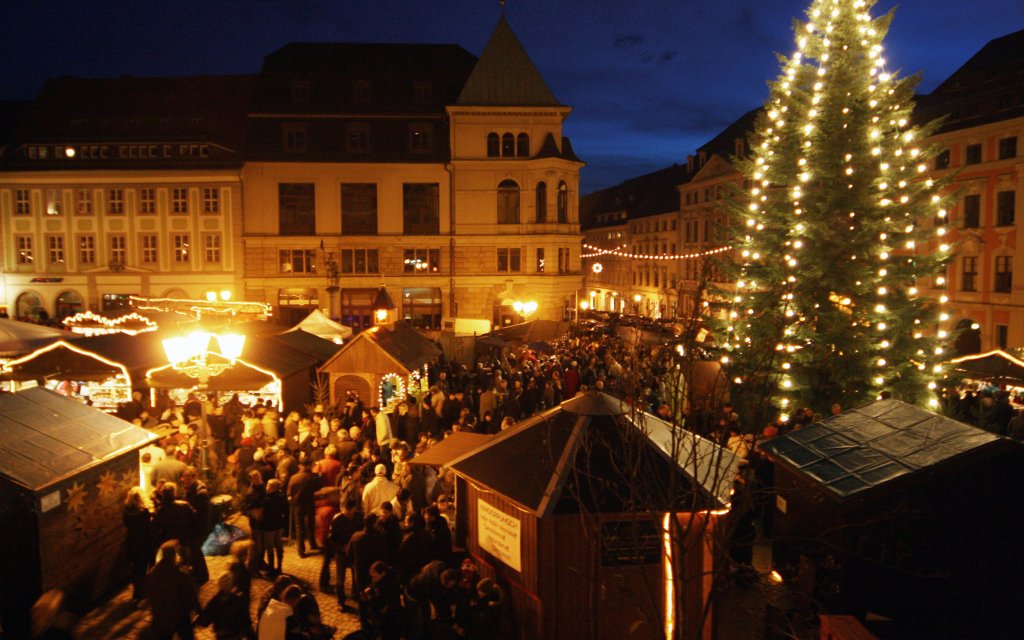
xmin=456 ymin=15 xmax=561 ymax=107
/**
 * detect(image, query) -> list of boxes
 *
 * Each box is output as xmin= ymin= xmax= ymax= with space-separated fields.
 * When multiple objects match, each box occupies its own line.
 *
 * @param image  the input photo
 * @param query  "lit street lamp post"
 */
xmin=163 ymin=331 xmax=245 ymax=480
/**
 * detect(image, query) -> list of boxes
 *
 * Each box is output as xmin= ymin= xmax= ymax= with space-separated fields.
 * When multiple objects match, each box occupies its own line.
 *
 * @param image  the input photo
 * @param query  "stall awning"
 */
xmin=146 ymin=356 xmax=278 ymax=391
xmin=409 ymin=432 xmax=493 ymax=467
xmin=950 ymin=350 xmax=1024 ymax=385
xmin=0 ymin=387 xmax=158 ymax=492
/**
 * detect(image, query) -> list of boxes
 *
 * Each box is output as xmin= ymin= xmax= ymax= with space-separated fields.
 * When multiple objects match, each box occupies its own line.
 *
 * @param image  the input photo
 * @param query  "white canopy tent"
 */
xmin=287 ymin=309 xmax=353 ymax=342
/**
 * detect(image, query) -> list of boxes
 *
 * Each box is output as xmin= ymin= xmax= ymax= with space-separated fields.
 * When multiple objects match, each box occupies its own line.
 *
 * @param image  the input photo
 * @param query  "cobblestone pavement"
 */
xmin=74 ymin=536 xmax=361 ymax=639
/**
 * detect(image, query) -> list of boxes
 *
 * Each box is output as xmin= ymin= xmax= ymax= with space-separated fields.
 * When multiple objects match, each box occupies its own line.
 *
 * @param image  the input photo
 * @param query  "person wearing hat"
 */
xmin=361 ymin=463 xmax=398 ymax=516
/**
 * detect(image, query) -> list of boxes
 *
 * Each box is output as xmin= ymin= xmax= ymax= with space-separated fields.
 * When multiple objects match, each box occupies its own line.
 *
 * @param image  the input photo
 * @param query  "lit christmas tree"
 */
xmin=716 ymin=0 xmax=955 ymax=426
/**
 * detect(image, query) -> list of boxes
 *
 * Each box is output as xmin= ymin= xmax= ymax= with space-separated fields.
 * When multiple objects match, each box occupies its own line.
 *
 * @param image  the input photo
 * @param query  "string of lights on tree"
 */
xmin=581 ymin=243 xmax=731 ymax=261
xmin=714 ymin=0 xmax=954 ymax=422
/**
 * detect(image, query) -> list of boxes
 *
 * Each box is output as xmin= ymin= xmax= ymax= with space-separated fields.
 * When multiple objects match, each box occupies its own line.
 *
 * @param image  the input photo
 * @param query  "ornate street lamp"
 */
xmin=162 ymin=330 xmax=245 ymax=479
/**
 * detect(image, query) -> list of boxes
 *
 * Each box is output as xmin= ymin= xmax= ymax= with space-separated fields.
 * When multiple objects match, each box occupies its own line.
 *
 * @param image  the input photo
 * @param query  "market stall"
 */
xmin=445 ymin=392 xmax=734 ymax=640
xmin=286 ymin=308 xmax=353 ymax=343
xmin=319 ymin=320 xmax=441 ymax=410
xmin=0 ymin=388 xmax=158 ymax=638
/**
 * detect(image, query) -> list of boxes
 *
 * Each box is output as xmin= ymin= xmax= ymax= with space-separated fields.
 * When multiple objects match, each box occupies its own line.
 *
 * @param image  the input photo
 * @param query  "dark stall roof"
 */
xmin=450 ymin=392 xmax=733 ymax=516
xmin=271 ymin=329 xmax=343 ymax=364
xmin=361 ymin=321 xmax=442 ymax=372
xmin=760 ymin=399 xmax=1018 ymax=500
xmin=0 ymin=319 xmax=71 ymax=357
xmin=0 ymin=387 xmax=157 ymax=492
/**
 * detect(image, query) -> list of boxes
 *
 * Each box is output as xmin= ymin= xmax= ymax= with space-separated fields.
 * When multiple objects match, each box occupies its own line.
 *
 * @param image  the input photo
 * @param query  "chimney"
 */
xmin=687 ymin=155 xmax=695 ymax=172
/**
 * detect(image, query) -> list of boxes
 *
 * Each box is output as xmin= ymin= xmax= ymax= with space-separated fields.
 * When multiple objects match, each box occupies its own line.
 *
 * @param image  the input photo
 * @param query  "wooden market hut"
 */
xmin=446 ymin=392 xmax=739 ymax=640
xmin=759 ymin=399 xmax=1024 ymax=637
xmin=0 ymin=388 xmax=158 ymax=637
xmin=319 ymin=320 xmax=441 ymax=408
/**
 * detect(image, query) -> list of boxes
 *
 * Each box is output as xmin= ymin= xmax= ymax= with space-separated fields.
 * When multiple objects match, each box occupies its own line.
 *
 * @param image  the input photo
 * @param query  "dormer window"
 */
xmin=346 ymin=123 xmax=370 ymax=154
xmin=283 ymin=123 xmax=308 ymax=153
xmin=409 ymin=123 xmax=433 ymax=153
xmin=413 ymin=81 xmax=432 ymax=105
xmin=291 ymin=80 xmax=310 ymax=104
xmin=352 ymin=80 xmax=371 ymax=104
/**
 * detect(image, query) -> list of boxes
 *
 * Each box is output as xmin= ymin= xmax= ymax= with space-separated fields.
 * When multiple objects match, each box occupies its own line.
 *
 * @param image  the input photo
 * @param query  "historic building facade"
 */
xmin=582 ymin=30 xmax=1023 ymax=351
xmin=0 ymin=15 xmax=583 ymax=330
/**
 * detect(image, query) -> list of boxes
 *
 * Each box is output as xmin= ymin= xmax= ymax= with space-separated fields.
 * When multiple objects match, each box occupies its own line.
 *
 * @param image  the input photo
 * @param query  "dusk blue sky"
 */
xmin=2 ymin=0 xmax=1020 ymax=193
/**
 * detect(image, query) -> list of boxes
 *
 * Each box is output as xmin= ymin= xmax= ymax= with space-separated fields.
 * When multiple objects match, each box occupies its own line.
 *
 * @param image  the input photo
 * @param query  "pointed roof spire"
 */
xmin=456 ymin=14 xmax=562 ymax=107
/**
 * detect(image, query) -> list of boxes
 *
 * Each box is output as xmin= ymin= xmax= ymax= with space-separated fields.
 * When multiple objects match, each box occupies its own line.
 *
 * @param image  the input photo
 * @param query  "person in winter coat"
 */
xmin=196 ymin=572 xmax=255 ymax=640
xmin=123 ymin=487 xmax=155 ymax=602
xmin=145 ymin=540 xmax=200 ymax=640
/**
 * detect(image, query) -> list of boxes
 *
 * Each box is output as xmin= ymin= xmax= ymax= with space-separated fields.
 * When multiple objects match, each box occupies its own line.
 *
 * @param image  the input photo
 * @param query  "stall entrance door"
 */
xmin=334 ymin=375 xmax=372 ymax=408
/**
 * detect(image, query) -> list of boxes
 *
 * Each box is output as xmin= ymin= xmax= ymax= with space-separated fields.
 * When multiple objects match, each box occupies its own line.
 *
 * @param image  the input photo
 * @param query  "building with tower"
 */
xmin=0 ymin=12 xmax=584 ymax=331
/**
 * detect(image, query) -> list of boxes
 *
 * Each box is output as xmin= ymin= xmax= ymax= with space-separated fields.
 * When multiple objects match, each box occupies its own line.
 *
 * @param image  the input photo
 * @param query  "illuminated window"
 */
xmin=536 ymin=247 xmax=545 ymax=273
xmin=45 ymin=189 xmax=62 ymax=215
xmin=402 ymin=287 xmax=442 ymax=330
xmin=108 ymin=189 xmax=124 ymax=214
xmin=402 ymin=248 xmax=438 ymax=274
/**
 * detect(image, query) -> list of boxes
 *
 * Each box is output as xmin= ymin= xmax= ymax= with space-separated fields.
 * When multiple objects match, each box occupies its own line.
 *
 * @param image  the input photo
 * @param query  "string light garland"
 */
xmin=62 ymin=311 xmax=158 ymax=336
xmin=582 ymin=243 xmax=731 ymax=261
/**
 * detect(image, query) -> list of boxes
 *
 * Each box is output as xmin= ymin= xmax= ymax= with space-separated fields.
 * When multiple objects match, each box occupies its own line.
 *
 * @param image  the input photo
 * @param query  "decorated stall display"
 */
xmin=0 ymin=388 xmax=158 ymax=638
xmin=320 ymin=320 xmax=441 ymax=410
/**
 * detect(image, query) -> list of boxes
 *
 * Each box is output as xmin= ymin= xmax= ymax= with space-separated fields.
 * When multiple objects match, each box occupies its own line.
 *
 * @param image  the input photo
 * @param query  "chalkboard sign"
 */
xmin=600 ymin=519 xmax=661 ymax=566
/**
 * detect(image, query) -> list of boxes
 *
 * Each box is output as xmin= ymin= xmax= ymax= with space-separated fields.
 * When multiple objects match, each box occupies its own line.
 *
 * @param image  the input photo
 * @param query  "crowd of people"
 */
xmin=111 ymin=320 xmax=1024 ymax=640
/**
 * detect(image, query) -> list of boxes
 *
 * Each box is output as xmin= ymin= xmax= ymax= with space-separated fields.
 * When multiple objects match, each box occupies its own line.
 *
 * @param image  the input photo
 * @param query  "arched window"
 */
xmin=497 ymin=180 xmax=520 ymax=224
xmin=501 ymin=133 xmax=515 ymax=157
xmin=487 ymin=133 xmax=499 ymax=157
xmin=557 ymin=181 xmax=568 ymax=223
xmin=535 ymin=181 xmax=547 ymax=223
xmin=516 ymin=133 xmax=530 ymax=157
xmin=55 ymin=290 xmax=84 ymax=319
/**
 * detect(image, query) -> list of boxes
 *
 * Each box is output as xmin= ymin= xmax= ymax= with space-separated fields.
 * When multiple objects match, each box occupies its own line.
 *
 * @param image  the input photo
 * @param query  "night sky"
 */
xmin=2 ymin=0 xmax=1020 ymax=193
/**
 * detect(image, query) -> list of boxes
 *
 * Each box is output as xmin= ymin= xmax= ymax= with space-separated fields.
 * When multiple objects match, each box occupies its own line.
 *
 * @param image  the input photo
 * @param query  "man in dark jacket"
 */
xmin=145 ymin=540 xmax=200 ymax=640
xmin=286 ymin=459 xmax=320 ymax=556
xmin=325 ymin=497 xmax=364 ymax=607
xmin=347 ymin=514 xmax=388 ymax=600
xmin=180 ymin=468 xmax=210 ymax=583
xmin=240 ymin=470 xmax=266 ymax=573
xmin=153 ymin=483 xmax=197 ymax=550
